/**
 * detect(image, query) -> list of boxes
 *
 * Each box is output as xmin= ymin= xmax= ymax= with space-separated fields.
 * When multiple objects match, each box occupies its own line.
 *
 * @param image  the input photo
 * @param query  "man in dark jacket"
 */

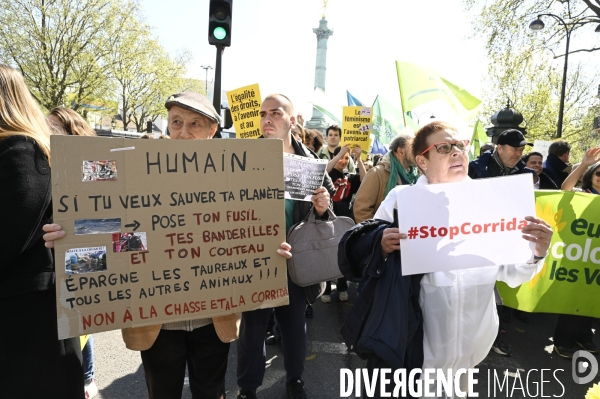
xmin=469 ymin=129 xmax=535 ymax=179
xmin=522 ymin=152 xmax=558 ymax=189
xmin=468 ymin=129 xmax=535 ymax=357
xmin=543 ymin=140 xmax=571 ymax=188
xmin=236 ymin=93 xmax=334 ymax=399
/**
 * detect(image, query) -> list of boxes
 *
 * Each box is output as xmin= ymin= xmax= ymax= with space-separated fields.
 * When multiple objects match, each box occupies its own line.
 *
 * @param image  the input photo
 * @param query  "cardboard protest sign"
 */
xmin=397 ymin=174 xmax=536 ymax=275
xmin=51 ymin=136 xmax=288 ymax=339
xmin=341 ymin=106 xmax=372 ymax=160
xmin=227 ymin=84 xmax=262 ymax=139
xmin=533 ymin=140 xmax=552 ymax=159
xmin=498 ymin=190 xmax=600 ymax=318
xmin=283 ymin=153 xmax=327 ymax=201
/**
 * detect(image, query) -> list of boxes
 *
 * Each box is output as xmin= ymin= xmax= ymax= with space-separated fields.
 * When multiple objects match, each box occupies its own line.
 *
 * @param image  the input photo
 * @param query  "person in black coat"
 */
xmin=543 ymin=140 xmax=572 ymax=187
xmin=0 ymin=64 xmax=84 ymax=398
xmin=236 ymin=94 xmax=334 ymax=399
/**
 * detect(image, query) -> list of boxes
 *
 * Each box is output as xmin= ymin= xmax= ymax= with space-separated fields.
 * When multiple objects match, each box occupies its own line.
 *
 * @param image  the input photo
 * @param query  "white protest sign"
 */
xmin=397 ymin=174 xmax=536 ymax=275
xmin=283 ymin=153 xmax=327 ymax=201
xmin=533 ymin=140 xmax=553 ymax=159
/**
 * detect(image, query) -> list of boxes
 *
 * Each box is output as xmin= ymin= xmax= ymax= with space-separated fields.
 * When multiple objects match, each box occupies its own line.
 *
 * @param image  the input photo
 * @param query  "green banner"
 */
xmin=371 ymin=95 xmax=406 ymax=144
xmin=498 ymin=190 xmax=600 ymax=317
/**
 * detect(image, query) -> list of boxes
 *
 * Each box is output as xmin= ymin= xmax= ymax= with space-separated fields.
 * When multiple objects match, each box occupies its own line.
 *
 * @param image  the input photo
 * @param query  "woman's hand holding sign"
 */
xmin=521 ymin=216 xmax=553 ymax=259
xmin=381 ymin=228 xmax=406 ymax=255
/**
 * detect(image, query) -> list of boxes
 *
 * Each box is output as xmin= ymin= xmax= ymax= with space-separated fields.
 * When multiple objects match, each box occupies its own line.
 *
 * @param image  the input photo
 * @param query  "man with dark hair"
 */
xmin=468 ymin=129 xmax=536 ymax=357
xmin=480 ymin=143 xmax=494 ymax=157
xmin=236 ymin=93 xmax=334 ymax=399
xmin=543 ymin=140 xmax=571 ymax=187
xmin=316 ymin=124 xmax=356 ymax=172
xmin=522 ymin=152 xmax=558 ymax=189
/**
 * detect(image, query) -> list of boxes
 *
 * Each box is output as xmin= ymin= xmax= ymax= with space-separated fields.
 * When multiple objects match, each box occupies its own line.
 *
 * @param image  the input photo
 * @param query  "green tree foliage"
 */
xmin=466 ymin=0 xmax=600 ymax=156
xmin=0 ymin=0 xmax=135 ymax=110
xmin=0 ymin=0 xmax=201 ymax=132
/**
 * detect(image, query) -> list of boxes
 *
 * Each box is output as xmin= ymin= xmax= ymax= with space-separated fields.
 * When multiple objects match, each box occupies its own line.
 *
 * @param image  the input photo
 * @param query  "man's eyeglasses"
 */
xmin=421 ymin=140 xmax=470 ymax=156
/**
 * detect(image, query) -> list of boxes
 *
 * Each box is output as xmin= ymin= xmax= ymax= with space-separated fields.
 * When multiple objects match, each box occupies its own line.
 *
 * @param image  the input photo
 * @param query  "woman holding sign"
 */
xmin=344 ymin=121 xmax=553 ymax=398
xmin=0 ymin=64 xmax=84 ymax=397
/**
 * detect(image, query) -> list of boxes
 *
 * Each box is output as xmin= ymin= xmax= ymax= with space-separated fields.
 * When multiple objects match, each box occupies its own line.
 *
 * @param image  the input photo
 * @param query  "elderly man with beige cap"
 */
xmin=43 ymin=91 xmax=293 ymax=399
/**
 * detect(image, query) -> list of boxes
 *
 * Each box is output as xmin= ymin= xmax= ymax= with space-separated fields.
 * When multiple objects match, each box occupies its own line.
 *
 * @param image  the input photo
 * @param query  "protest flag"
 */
xmin=468 ymin=120 xmax=489 ymax=161
xmin=372 ymin=95 xmax=409 ymax=146
xmin=346 ymin=90 xmax=364 ymax=106
xmin=396 ymin=61 xmax=481 ymax=119
xmin=309 ymin=88 xmax=342 ymax=125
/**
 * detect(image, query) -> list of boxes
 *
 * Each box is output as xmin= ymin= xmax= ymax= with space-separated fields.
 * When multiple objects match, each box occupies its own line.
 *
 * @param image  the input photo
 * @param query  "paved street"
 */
xmin=92 ymin=283 xmax=599 ymax=398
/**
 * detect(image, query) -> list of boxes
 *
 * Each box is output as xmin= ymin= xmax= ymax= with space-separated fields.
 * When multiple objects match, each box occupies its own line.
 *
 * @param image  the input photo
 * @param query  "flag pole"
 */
xmin=395 ymin=61 xmax=407 ymax=127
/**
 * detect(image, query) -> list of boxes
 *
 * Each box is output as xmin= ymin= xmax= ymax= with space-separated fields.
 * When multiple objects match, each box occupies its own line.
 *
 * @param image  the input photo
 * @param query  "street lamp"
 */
xmin=529 ymin=14 xmax=600 ymax=138
xmin=200 ymin=65 xmax=213 ymax=95
xmin=415 ymin=111 xmax=435 ymax=125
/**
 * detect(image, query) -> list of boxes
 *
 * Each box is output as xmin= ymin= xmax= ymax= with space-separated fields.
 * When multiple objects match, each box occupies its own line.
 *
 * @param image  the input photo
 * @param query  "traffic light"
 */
xmin=222 ymin=107 xmax=233 ymax=129
xmin=208 ymin=0 xmax=232 ymax=47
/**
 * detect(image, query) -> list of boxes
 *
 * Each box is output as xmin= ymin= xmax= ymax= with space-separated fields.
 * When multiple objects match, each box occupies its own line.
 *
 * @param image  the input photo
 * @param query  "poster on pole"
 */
xmin=341 ymin=106 xmax=373 ymax=160
xmin=283 ymin=153 xmax=327 ymax=201
xmin=533 ymin=140 xmax=553 ymax=160
xmin=227 ymin=84 xmax=262 ymax=139
xmin=396 ymin=174 xmax=536 ymax=275
xmin=51 ymin=136 xmax=287 ymax=339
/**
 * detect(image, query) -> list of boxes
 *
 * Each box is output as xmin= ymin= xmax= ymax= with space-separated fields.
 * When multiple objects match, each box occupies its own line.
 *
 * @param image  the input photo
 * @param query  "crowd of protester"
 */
xmin=1 ymin=62 xmax=598 ymax=399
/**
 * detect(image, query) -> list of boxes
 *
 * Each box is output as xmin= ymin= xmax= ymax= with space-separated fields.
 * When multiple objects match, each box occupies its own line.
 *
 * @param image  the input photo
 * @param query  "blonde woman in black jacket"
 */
xmin=0 ymin=64 xmax=84 ymax=398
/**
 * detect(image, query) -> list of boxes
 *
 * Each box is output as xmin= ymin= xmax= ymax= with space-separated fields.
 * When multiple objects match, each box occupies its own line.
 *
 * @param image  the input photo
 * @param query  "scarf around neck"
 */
xmin=385 ymin=152 xmax=418 ymax=197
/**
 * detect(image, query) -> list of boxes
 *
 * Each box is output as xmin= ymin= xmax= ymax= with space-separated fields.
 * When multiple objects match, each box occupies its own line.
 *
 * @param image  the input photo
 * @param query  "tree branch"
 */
xmin=553 ymin=47 xmax=600 ymax=58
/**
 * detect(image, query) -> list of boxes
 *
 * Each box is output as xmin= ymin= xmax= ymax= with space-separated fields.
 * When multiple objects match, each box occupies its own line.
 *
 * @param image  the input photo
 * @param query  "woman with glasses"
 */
xmin=349 ymin=121 xmax=553 ymax=398
xmin=561 ymin=147 xmax=600 ymax=194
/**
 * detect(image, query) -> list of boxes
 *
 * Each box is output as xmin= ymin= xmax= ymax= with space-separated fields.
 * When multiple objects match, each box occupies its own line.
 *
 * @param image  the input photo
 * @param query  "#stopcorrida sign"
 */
xmin=51 ymin=136 xmax=287 ymax=339
xmin=396 ymin=174 xmax=536 ymax=276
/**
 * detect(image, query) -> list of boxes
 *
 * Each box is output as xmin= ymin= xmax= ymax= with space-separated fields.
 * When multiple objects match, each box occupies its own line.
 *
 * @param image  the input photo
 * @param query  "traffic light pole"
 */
xmin=212 ymin=45 xmax=224 ymax=138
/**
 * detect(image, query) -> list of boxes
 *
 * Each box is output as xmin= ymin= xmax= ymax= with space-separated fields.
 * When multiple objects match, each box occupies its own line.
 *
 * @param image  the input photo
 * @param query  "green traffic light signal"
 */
xmin=213 ymin=26 xmax=227 ymax=40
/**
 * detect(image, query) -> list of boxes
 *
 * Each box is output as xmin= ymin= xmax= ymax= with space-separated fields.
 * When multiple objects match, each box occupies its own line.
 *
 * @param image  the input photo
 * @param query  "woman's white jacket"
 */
xmin=374 ymin=175 xmax=544 ymax=371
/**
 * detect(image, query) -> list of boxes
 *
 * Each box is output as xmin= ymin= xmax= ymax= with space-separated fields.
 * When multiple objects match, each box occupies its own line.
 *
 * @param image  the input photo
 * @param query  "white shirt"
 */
xmin=374 ymin=175 xmax=543 ymax=371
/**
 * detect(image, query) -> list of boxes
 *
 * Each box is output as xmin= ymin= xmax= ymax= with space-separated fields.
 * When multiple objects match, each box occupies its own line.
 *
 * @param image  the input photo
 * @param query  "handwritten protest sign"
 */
xmin=396 ymin=174 xmax=536 ymax=275
xmin=283 ymin=153 xmax=327 ymax=201
xmin=533 ymin=140 xmax=553 ymax=159
xmin=341 ymin=106 xmax=372 ymax=160
xmin=227 ymin=84 xmax=262 ymax=139
xmin=498 ymin=190 xmax=600 ymax=318
xmin=51 ymin=136 xmax=287 ymax=339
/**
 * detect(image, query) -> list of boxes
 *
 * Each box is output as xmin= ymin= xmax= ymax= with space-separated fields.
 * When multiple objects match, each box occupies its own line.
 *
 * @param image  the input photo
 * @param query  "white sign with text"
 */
xmin=397 ymin=174 xmax=536 ymax=275
xmin=533 ymin=140 xmax=553 ymax=160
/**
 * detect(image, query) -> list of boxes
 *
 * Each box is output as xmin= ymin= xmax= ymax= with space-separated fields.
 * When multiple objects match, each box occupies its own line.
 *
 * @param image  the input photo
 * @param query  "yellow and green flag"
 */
xmin=396 ymin=61 xmax=481 ymax=119
xmin=372 ymin=95 xmax=417 ymax=145
xmin=498 ymin=191 xmax=600 ymax=317
xmin=468 ymin=120 xmax=489 ymax=161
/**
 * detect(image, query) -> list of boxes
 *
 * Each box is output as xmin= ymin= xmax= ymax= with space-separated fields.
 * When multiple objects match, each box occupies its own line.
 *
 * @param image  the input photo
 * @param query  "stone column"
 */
xmin=306 ymin=17 xmax=333 ymax=132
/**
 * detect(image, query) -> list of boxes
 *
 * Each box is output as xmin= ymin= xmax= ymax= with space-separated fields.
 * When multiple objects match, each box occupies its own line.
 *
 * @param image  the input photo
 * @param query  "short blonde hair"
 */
xmin=0 ymin=64 xmax=52 ymax=161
